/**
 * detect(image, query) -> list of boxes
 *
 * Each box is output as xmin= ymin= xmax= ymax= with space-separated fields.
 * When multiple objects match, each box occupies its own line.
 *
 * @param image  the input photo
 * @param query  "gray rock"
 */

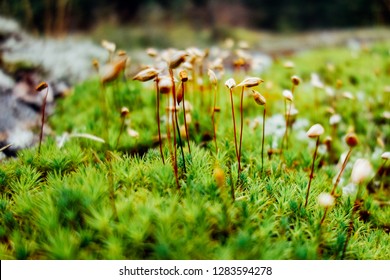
xmin=0 ymin=16 xmax=106 ymax=156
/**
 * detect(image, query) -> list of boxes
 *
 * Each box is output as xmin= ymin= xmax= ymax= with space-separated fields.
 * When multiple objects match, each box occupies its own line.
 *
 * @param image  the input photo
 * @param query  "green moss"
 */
xmin=0 ymin=42 xmax=389 ymax=260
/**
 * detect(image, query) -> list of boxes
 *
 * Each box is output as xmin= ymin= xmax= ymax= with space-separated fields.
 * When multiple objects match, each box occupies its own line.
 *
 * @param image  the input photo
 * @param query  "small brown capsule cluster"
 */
xmin=36 ymin=82 xmax=48 ymax=92
xmin=101 ymin=40 xmax=116 ymax=53
xmin=236 ymin=77 xmax=264 ymax=88
xmin=117 ymin=50 xmax=127 ymax=57
xmin=120 ymin=107 xmax=130 ymax=118
xmin=345 ymin=132 xmax=358 ymax=147
xmin=101 ymin=58 xmax=127 ymax=84
xmin=179 ymin=70 xmax=188 ymax=82
xmin=306 ymin=124 xmax=325 ymax=138
xmin=158 ymin=76 xmax=173 ymax=94
xmin=251 ymin=90 xmax=266 ymax=106
xmin=132 ymin=68 xmax=159 ymax=82
xmin=168 ymin=51 xmax=187 ymax=69
xmin=225 ymin=78 xmax=236 ymax=89
xmin=291 ymin=75 xmax=301 ymax=86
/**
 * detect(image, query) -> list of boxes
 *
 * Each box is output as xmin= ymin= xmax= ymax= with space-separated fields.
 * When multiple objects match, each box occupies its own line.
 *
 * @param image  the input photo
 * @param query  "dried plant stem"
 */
xmin=212 ymin=84 xmax=218 ymax=153
xmin=170 ymin=69 xmax=186 ymax=174
xmin=155 ymin=78 xmax=165 ymax=164
xmin=261 ymin=107 xmax=266 ymax=175
xmin=305 ymin=136 xmax=320 ymax=207
xmin=38 ymin=87 xmax=49 ymax=155
xmin=181 ymin=82 xmax=191 ymax=155
xmin=0 ymin=144 xmax=12 ymax=153
xmin=238 ymin=87 xmax=244 ymax=178
xmin=229 ymin=89 xmax=239 ymax=170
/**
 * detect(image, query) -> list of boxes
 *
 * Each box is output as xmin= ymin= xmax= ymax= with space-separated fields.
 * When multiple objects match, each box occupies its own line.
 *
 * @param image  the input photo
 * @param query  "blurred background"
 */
xmin=1 ymin=0 xmax=390 ymax=48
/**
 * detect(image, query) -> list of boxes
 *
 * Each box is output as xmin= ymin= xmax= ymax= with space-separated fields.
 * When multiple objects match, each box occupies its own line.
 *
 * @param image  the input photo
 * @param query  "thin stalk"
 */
xmin=261 ymin=107 xmax=266 ymax=175
xmin=331 ymin=124 xmax=337 ymax=142
xmin=379 ymin=159 xmax=388 ymax=191
xmin=342 ymin=184 xmax=362 ymax=259
xmin=368 ymin=159 xmax=387 ymax=192
xmin=191 ymin=66 xmax=197 ymax=106
xmin=229 ymin=88 xmax=239 ymax=165
xmin=115 ymin=117 xmax=126 ymax=150
xmin=319 ymin=207 xmax=328 ymax=226
xmin=170 ymin=106 xmax=179 ymax=189
xmin=122 ymin=71 xmax=131 ymax=96
xmin=113 ymin=81 xmax=120 ymax=110
xmin=166 ymin=94 xmax=173 ymax=160
xmin=238 ymin=86 xmax=244 ymax=178
xmin=107 ymin=153 xmax=118 ymax=221
xmin=281 ymin=99 xmax=287 ymax=152
xmin=320 ymin=148 xmax=353 ymax=225
xmin=100 ymin=83 xmax=110 ymax=149
xmin=317 ymin=209 xmax=326 ymax=258
xmin=199 ymin=62 xmax=205 ymax=107
xmin=155 ymin=78 xmax=165 ymax=164
xmin=331 ymin=148 xmax=353 ymax=195
xmin=175 ymin=110 xmax=186 ymax=173
xmin=285 ymin=101 xmax=292 ymax=150
xmin=38 ymin=87 xmax=49 ymax=155
xmin=212 ymin=84 xmax=218 ymax=153
xmin=229 ymin=164 xmax=236 ymax=202
xmin=281 ymin=100 xmax=292 ymax=153
xmin=181 ymin=81 xmax=191 ymax=155
xmin=314 ymin=87 xmax=319 ymax=109
xmin=170 ymin=69 xmax=186 ymax=174
xmin=329 ymin=126 xmax=337 ymax=163
xmin=305 ymin=136 xmax=320 ymax=207
xmin=168 ymin=70 xmax=179 ymax=189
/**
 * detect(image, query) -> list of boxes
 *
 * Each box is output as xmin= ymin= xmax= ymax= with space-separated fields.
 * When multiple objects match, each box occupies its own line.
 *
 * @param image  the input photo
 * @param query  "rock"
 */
xmin=0 ymin=16 xmax=106 ymax=157
xmin=0 ymin=88 xmax=39 ymax=156
xmin=0 ymin=69 xmax=15 ymax=89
